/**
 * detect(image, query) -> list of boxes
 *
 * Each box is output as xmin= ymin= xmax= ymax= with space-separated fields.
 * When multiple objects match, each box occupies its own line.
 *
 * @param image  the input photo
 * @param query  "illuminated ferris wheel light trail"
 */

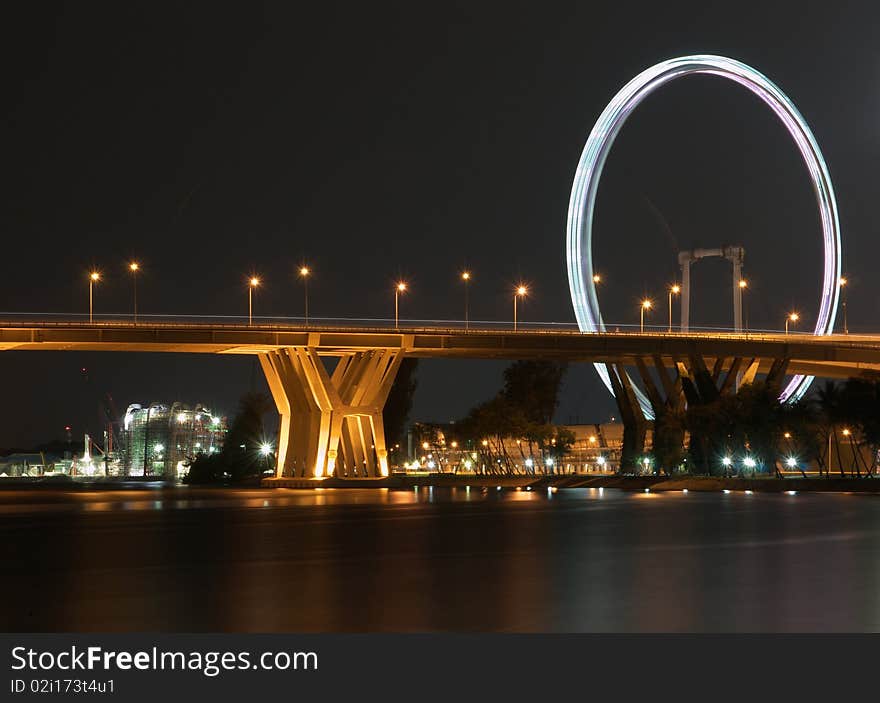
xmin=566 ymin=54 xmax=842 ymax=418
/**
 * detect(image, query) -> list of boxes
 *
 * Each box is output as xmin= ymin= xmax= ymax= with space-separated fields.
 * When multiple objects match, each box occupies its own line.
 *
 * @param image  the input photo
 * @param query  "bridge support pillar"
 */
xmin=607 ymin=363 xmax=648 ymax=472
xmin=259 ymin=346 xmax=405 ymax=478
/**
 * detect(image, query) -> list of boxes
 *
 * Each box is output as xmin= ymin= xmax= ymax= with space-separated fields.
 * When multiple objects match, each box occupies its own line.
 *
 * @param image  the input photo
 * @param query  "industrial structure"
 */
xmin=121 ymin=402 xmax=226 ymax=478
xmin=677 ymin=245 xmax=745 ymax=332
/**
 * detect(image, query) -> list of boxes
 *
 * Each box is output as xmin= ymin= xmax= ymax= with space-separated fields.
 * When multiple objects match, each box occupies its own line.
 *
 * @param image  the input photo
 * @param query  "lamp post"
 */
xmin=514 ymin=285 xmax=527 ymax=331
xmin=668 ymin=284 xmax=680 ymax=332
xmin=785 ymin=311 xmax=799 ymax=335
xmin=640 ymin=299 xmax=652 ymax=333
xmin=299 ymin=266 xmax=310 ymax=325
xmin=395 ymin=281 xmax=407 ymax=329
xmin=839 ymin=276 xmax=848 ymax=334
xmin=128 ymin=262 xmax=140 ymax=324
xmin=461 ymin=271 xmax=471 ymax=329
xmin=739 ymin=279 xmax=748 ymax=332
xmin=88 ymin=271 xmax=100 ymax=323
xmin=248 ymin=276 xmax=260 ymax=326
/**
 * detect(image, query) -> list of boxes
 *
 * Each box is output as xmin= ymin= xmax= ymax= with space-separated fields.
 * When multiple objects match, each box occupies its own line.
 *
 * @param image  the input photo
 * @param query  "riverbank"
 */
xmin=263 ymin=473 xmax=880 ymax=493
xmin=1 ymin=473 xmax=876 ymax=493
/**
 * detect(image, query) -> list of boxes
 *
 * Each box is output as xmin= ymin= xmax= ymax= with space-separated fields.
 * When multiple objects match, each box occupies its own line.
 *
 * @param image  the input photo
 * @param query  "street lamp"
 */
xmin=88 ymin=271 xmax=100 ymax=323
xmin=640 ymin=299 xmax=652 ymax=333
xmin=395 ymin=281 xmax=407 ymax=329
xmin=514 ymin=285 xmax=528 ymax=331
xmin=128 ymin=262 xmax=140 ymax=324
xmin=299 ymin=266 xmax=311 ymax=325
xmin=248 ymin=276 xmax=260 ymax=326
xmin=785 ymin=311 xmax=799 ymax=335
xmin=461 ymin=271 xmax=472 ymax=329
xmin=839 ymin=276 xmax=848 ymax=334
xmin=739 ymin=279 xmax=748 ymax=332
xmin=668 ymin=284 xmax=680 ymax=332
xmin=593 ymin=273 xmax=602 ymax=285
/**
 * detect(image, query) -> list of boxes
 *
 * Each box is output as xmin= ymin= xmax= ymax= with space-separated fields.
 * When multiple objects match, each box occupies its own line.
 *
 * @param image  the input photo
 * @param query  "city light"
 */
xmin=299 ymin=266 xmax=311 ymax=324
xmin=524 ymin=458 xmax=534 ymax=468
xmin=668 ymin=285 xmax=680 ymax=332
xmin=513 ymin=284 xmax=528 ymax=331
xmin=785 ymin=457 xmax=798 ymax=468
xmin=177 ymin=413 xmax=187 ymax=423
xmin=260 ymin=443 xmax=273 ymax=457
xmin=743 ymin=457 xmax=756 ymax=469
xmin=128 ymin=262 xmax=140 ymax=324
xmin=738 ymin=279 xmax=748 ymax=289
xmin=394 ymin=281 xmax=407 ymax=329
xmin=461 ymin=272 xmax=472 ymax=329
xmin=640 ymin=299 xmax=652 ymax=333
xmin=786 ymin=311 xmax=800 ymax=334
xmin=592 ymin=273 xmax=602 ymax=284
xmin=567 ymin=55 xmax=842 ymax=416
xmin=88 ymin=271 xmax=101 ymax=324
xmin=722 ymin=456 xmax=732 ymax=467
xmin=596 ymin=456 xmax=606 ymax=467
xmin=154 ymin=444 xmax=164 ymax=453
xmin=545 ymin=458 xmax=554 ymax=467
xmin=247 ymin=276 xmax=260 ymax=326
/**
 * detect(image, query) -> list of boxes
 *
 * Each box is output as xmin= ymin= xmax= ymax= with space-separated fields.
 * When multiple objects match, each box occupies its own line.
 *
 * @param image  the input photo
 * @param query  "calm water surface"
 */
xmin=1 ymin=486 xmax=879 ymax=632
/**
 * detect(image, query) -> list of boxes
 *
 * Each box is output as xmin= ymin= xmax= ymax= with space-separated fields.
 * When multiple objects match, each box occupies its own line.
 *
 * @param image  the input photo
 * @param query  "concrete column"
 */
xmin=679 ymin=252 xmax=691 ymax=332
xmin=260 ymin=345 xmax=406 ymax=479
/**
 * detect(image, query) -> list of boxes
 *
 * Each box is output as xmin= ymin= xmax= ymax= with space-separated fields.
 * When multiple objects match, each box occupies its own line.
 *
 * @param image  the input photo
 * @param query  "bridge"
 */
xmin=3 ymin=319 xmax=880 ymax=478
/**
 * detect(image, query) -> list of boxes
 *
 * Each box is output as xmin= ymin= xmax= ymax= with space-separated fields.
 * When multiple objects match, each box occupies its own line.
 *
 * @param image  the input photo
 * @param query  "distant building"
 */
xmin=0 ymin=452 xmax=61 ymax=477
xmin=121 ymin=403 xmax=227 ymax=479
xmin=406 ymin=421 xmax=643 ymax=474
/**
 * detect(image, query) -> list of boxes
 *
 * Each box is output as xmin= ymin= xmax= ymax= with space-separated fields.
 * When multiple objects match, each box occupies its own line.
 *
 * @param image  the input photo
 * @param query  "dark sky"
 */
xmin=3 ymin=1 xmax=879 ymax=447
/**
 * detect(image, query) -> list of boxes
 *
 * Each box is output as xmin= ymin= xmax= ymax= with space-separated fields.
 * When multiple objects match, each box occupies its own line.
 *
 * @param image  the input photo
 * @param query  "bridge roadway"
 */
xmin=0 ymin=319 xmax=879 ymax=379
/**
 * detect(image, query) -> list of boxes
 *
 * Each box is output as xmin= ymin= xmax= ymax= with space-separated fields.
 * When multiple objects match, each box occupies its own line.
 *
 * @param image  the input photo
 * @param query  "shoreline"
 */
xmin=0 ymin=474 xmax=877 ymax=494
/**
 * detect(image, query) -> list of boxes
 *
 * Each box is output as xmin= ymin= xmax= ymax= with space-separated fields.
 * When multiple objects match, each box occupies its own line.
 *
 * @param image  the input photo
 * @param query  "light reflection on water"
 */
xmin=2 ymin=487 xmax=880 ymax=632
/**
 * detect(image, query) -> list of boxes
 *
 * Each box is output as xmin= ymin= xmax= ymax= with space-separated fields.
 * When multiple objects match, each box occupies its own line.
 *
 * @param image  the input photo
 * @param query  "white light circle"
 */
xmin=566 ymin=55 xmax=841 ymax=417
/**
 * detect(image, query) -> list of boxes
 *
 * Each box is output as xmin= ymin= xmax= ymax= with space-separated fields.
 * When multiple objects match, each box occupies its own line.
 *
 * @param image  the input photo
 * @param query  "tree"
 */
xmin=502 ymin=361 xmax=567 ymax=424
xmin=185 ymin=391 xmax=272 ymax=484
xmin=813 ymin=381 xmax=843 ymax=476
xmin=455 ymin=360 xmax=571 ymax=474
xmin=384 ymin=358 xmax=418 ymax=458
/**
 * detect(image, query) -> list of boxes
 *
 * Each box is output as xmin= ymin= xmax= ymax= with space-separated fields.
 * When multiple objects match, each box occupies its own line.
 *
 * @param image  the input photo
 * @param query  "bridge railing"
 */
xmin=0 ymin=312 xmax=864 ymax=344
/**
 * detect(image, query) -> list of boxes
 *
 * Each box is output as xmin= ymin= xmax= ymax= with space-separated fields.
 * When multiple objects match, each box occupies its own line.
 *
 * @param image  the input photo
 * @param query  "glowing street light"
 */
xmin=513 ymin=285 xmax=528 ymax=331
xmin=839 ymin=276 xmax=848 ymax=334
xmin=785 ymin=457 xmax=798 ymax=469
xmin=739 ymin=279 xmax=749 ymax=332
xmin=260 ymin=442 xmax=273 ymax=457
xmin=593 ymin=273 xmax=602 ymax=285
xmin=461 ymin=271 xmax=472 ymax=329
xmin=299 ymin=265 xmax=311 ymax=325
xmin=248 ymin=276 xmax=260 ymax=326
xmin=785 ymin=311 xmax=799 ymax=335
xmin=88 ymin=271 xmax=101 ymax=323
xmin=128 ymin=262 xmax=140 ymax=324
xmin=394 ymin=281 xmax=407 ymax=329
xmin=668 ymin=284 xmax=680 ymax=332
xmin=640 ymin=299 xmax=652 ymax=333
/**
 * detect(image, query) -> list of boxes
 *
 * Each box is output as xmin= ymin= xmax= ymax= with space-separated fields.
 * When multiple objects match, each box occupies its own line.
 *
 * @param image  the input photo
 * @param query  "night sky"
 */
xmin=3 ymin=2 xmax=879 ymax=448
